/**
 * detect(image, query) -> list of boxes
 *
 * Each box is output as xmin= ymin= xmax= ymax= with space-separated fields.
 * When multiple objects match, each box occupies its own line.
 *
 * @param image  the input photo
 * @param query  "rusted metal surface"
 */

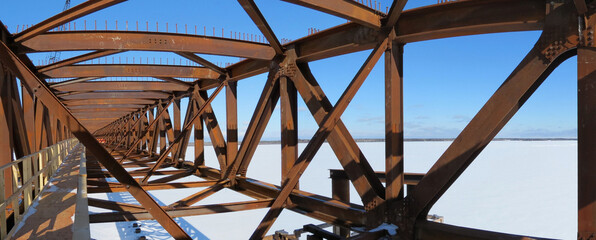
xmin=282 ymin=0 xmax=382 ymax=29
xmin=250 ymin=38 xmax=388 ymax=239
xmin=60 ymin=91 xmax=171 ymax=100
xmin=19 ymin=31 xmax=275 ymax=60
xmin=54 ymin=81 xmax=190 ymax=92
xmin=410 ymin=2 xmax=578 ymax=222
xmin=43 ymin=64 xmax=219 ymax=79
xmin=0 ymin=0 xmax=593 ymax=239
xmin=290 ymin=59 xmax=384 ymax=206
xmin=38 ymin=50 xmax=122 ymax=73
xmin=238 ymin=0 xmax=284 ymax=55
xmin=63 ymin=98 xmax=156 ymax=106
xmin=13 ymin=0 xmax=127 ymax=42
xmin=578 ymin=32 xmax=596 ymax=240
xmin=0 ymin=30 xmax=191 ymax=239
xmin=384 ymin=31 xmax=404 ymax=213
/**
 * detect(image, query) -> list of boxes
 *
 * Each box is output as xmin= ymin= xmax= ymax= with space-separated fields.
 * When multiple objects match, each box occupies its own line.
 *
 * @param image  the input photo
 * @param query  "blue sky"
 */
xmin=1 ymin=0 xmax=578 ymax=139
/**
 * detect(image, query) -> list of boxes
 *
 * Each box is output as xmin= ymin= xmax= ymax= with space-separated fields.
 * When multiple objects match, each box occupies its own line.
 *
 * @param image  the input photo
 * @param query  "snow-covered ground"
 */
xmin=88 ymin=140 xmax=577 ymax=239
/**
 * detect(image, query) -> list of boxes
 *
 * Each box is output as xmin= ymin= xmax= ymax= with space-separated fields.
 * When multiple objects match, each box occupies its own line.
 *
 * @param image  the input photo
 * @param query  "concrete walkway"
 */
xmin=12 ymin=145 xmax=84 ymax=240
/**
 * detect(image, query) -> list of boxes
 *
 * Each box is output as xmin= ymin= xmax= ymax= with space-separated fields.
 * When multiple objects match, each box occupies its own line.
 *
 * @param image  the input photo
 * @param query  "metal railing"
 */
xmin=0 ymin=138 xmax=78 ymax=239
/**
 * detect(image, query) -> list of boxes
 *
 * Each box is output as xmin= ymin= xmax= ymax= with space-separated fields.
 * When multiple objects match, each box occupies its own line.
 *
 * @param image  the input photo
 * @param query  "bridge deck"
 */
xmin=11 ymin=145 xmax=85 ymax=240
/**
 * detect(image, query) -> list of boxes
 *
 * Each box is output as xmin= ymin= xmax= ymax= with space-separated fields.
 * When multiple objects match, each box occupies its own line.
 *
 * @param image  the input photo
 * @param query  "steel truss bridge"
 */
xmin=0 ymin=0 xmax=594 ymax=239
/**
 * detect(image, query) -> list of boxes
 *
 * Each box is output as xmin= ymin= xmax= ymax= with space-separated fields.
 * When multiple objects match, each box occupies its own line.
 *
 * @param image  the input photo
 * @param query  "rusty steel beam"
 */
xmin=232 ymin=176 xmax=366 ymax=227
xmin=87 ymin=181 xmax=219 ymax=193
xmin=189 ymin=164 xmax=367 ymax=227
xmin=73 ymin=111 xmax=128 ymax=119
xmin=193 ymin=98 xmax=205 ymax=167
xmin=0 ymin=65 xmax=15 ymax=198
xmin=57 ymin=90 xmax=91 ymax=97
xmin=0 ymin=37 xmax=191 ymax=239
xmin=331 ymin=174 xmax=350 ymax=237
xmin=175 ymin=52 xmax=226 ymax=75
xmin=222 ymin=0 xmax=546 ymax=78
xmin=79 ymin=118 xmax=117 ymax=123
xmin=194 ymin=79 xmax=223 ymax=91
xmin=22 ymin=84 xmax=35 ymax=153
xmin=60 ymin=91 xmax=171 ymax=100
xmin=395 ymin=0 xmax=544 ymax=43
xmin=238 ymin=0 xmax=283 ymax=54
xmin=13 ymin=0 xmax=126 ymax=42
xmin=282 ymin=0 xmax=382 ymax=29
xmin=88 ymin=198 xmax=146 ymax=212
xmin=38 ymin=50 xmax=122 ymax=73
xmin=87 ymin=124 xmax=117 ymax=132
xmin=67 ymin=104 xmax=145 ymax=110
xmin=168 ymin=180 xmax=229 ymax=208
xmin=147 ymin=170 xmax=193 ymax=184
xmin=226 ymin=82 xmax=238 ymax=167
xmin=195 ymin=90 xmax=227 ymax=170
xmin=62 ymin=98 xmax=156 ymax=106
xmin=89 ymin=199 xmax=274 ymax=223
xmin=49 ymin=77 xmax=100 ymax=88
xmin=329 ymin=169 xmax=424 ymax=185
xmin=155 ymin=77 xmax=193 ymax=88
xmin=54 ymin=81 xmax=190 ymax=92
xmin=416 ymin=221 xmax=552 ymax=240
xmin=227 ymin=59 xmax=269 ymax=82
xmin=70 ymin=108 xmax=137 ymax=113
xmin=88 ymin=169 xmax=189 ymax=178
xmin=121 ymin=99 xmax=173 ymax=159
xmin=409 ymin=3 xmax=577 ymax=221
xmin=43 ymin=64 xmax=220 ymax=79
xmin=250 ymin=38 xmax=388 ymax=239
xmin=172 ymin=93 xmax=195 ymax=162
xmin=19 ymin=31 xmax=276 ymax=60
xmin=384 ymin=0 xmax=408 ymax=27
xmin=0 ymin=1 xmax=585 ymax=239
xmin=225 ymin=67 xmax=280 ymax=179
xmin=141 ymin=81 xmax=227 ymax=184
xmin=293 ymin=23 xmax=382 ymax=63
xmin=385 ymin=31 xmax=404 ymax=207
xmin=303 ymin=224 xmax=342 ymax=240
xmin=578 ymin=44 xmax=596 ymax=237
xmin=290 ymin=59 xmax=384 ymax=208
xmin=78 ymin=117 xmax=120 ymax=122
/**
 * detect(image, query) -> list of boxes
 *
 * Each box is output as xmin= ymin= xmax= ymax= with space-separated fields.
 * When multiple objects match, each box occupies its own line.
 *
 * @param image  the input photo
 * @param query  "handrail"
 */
xmin=73 ymin=146 xmax=90 ymax=240
xmin=0 ymin=138 xmax=78 ymax=239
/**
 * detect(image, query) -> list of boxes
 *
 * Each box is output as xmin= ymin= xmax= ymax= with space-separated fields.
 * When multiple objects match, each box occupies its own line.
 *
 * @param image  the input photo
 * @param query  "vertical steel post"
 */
xmin=385 ymin=35 xmax=404 ymax=208
xmin=330 ymin=171 xmax=350 ymax=237
xmin=194 ymin=98 xmax=204 ymax=167
xmin=159 ymin=107 xmax=167 ymax=154
xmin=226 ymin=81 xmax=238 ymax=167
xmin=22 ymin=85 xmax=35 ymax=152
xmin=280 ymin=76 xmax=297 ymax=186
xmin=578 ymin=46 xmax=596 ymax=239
xmin=0 ymin=40 xmax=191 ymax=239
xmin=0 ymin=64 xmax=13 ymax=200
xmin=34 ymin=98 xmax=43 ymax=151
xmin=173 ymin=99 xmax=181 ymax=161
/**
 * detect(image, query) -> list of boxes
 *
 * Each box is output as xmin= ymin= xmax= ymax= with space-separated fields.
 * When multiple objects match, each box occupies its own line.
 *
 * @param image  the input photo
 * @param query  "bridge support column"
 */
xmin=578 ymin=46 xmax=596 ymax=240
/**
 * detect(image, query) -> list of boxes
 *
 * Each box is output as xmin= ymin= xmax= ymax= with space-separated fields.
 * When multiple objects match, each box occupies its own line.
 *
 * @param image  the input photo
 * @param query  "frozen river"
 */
xmin=89 ymin=140 xmax=577 ymax=239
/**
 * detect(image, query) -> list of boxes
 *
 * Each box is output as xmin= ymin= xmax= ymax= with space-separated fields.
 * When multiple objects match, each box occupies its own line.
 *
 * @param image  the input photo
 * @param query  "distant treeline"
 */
xmin=190 ymin=138 xmax=577 ymax=145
